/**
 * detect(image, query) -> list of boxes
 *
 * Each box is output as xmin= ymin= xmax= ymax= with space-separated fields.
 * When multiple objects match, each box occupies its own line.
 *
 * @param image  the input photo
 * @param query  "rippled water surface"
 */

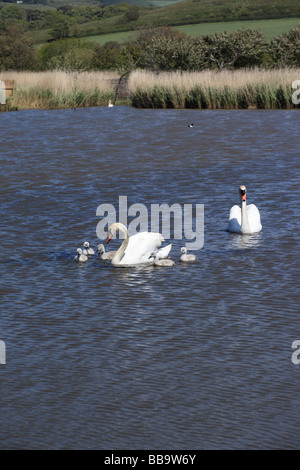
xmin=0 ymin=106 xmax=299 ymax=449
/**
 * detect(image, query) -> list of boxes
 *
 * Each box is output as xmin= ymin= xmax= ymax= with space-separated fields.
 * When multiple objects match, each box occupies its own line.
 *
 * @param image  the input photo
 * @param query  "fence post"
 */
xmin=5 ymin=79 xmax=15 ymax=99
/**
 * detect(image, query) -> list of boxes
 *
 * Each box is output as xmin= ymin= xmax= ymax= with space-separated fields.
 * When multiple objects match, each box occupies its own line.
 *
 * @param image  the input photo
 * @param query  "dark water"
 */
xmin=0 ymin=106 xmax=299 ymax=450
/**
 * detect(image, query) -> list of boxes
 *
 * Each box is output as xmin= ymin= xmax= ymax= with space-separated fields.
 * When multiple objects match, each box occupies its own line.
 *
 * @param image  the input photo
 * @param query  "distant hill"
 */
xmin=131 ymin=0 xmax=300 ymax=28
xmin=2 ymin=0 xmax=300 ymax=18
xmin=2 ymin=0 xmax=300 ymax=44
xmin=70 ymin=0 xmax=300 ymax=39
xmin=0 ymin=0 xmax=182 ymax=7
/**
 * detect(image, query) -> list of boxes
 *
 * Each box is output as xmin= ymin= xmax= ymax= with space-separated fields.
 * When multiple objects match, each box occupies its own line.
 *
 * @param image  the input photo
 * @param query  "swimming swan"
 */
xmin=97 ymin=244 xmax=117 ymax=261
xmin=83 ymin=241 xmax=95 ymax=255
xmin=149 ymin=252 xmax=175 ymax=267
xmin=98 ymin=242 xmax=171 ymax=262
xmin=180 ymin=247 xmax=196 ymax=262
xmin=74 ymin=248 xmax=88 ymax=263
xmin=108 ymin=100 xmax=114 ymax=107
xmin=106 ymin=222 xmax=165 ymax=266
xmin=227 ymin=185 xmax=262 ymax=234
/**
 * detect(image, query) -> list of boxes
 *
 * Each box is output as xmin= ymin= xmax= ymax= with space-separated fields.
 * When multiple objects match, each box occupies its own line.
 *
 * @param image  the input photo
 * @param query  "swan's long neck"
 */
xmin=241 ymin=199 xmax=251 ymax=234
xmin=111 ymin=223 xmax=129 ymax=265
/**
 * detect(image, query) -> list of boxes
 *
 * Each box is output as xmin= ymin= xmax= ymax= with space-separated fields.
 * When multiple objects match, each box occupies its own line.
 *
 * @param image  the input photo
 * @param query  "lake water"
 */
xmin=0 ymin=106 xmax=299 ymax=450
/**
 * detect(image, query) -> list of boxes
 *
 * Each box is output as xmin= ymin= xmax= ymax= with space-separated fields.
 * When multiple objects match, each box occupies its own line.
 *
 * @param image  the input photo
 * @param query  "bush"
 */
xmin=270 ymin=27 xmax=300 ymax=67
xmin=39 ymin=38 xmax=95 ymax=71
xmin=0 ymin=25 xmax=39 ymax=70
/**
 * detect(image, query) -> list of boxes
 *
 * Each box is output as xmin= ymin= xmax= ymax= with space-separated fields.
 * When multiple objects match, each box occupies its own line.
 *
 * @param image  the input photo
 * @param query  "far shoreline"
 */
xmin=1 ymin=69 xmax=300 ymax=111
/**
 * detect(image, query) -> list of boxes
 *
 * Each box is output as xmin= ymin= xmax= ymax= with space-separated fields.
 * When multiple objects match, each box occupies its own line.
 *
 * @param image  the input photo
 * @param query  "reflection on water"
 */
xmin=228 ymin=232 xmax=263 ymax=250
xmin=0 ymin=107 xmax=299 ymax=450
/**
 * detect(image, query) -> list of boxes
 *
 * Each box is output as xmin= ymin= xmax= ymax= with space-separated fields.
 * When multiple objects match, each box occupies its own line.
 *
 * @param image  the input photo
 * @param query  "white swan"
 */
xmin=83 ymin=241 xmax=95 ymax=255
xmin=149 ymin=252 xmax=175 ymax=267
xmin=157 ymin=243 xmax=172 ymax=259
xmin=227 ymin=185 xmax=262 ymax=234
xmin=106 ymin=222 xmax=165 ymax=266
xmin=180 ymin=247 xmax=196 ymax=262
xmin=97 ymin=243 xmax=117 ymax=261
xmin=74 ymin=248 xmax=88 ymax=263
xmin=108 ymin=100 xmax=114 ymax=107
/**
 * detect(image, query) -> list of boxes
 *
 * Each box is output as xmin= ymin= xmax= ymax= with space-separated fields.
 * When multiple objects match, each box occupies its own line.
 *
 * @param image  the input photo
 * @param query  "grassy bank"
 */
xmin=1 ymin=69 xmax=300 ymax=110
xmin=0 ymin=70 xmax=120 ymax=110
xmin=128 ymin=69 xmax=300 ymax=109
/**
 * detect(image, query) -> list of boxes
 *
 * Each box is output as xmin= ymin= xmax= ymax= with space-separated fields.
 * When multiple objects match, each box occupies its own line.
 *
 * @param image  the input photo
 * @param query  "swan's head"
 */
xmin=77 ymin=248 xmax=82 ymax=255
xmin=239 ymin=185 xmax=247 ymax=202
xmin=106 ymin=223 xmax=127 ymax=243
xmin=83 ymin=241 xmax=90 ymax=248
xmin=181 ymin=247 xmax=187 ymax=254
xmin=106 ymin=229 xmax=113 ymax=244
xmin=149 ymin=251 xmax=157 ymax=260
xmin=97 ymin=244 xmax=104 ymax=254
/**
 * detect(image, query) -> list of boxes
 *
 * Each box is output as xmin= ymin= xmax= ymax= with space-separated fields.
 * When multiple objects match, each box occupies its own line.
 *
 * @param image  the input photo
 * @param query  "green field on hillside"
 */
xmin=84 ymin=17 xmax=300 ymax=44
xmin=0 ymin=0 xmax=183 ymax=8
xmin=3 ymin=0 xmax=300 ymax=44
xmin=177 ymin=17 xmax=300 ymax=40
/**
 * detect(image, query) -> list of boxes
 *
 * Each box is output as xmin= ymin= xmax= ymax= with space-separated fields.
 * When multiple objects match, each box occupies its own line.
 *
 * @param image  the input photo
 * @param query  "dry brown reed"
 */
xmin=0 ymin=70 xmax=119 ymax=93
xmin=128 ymin=69 xmax=300 ymax=93
xmin=1 ymin=68 xmax=300 ymax=110
xmin=0 ymin=70 xmax=120 ymax=110
xmin=128 ymin=68 xmax=300 ymax=109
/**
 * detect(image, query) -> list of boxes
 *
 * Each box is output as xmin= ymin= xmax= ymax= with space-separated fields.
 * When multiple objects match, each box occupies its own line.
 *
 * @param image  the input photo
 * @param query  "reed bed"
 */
xmin=1 ymin=68 xmax=300 ymax=110
xmin=0 ymin=70 xmax=120 ymax=110
xmin=128 ymin=69 xmax=300 ymax=109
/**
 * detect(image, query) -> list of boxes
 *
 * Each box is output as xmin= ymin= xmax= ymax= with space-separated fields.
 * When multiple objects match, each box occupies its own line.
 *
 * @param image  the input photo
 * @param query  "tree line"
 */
xmin=0 ymin=3 xmax=141 ymax=37
xmin=0 ymin=24 xmax=300 ymax=72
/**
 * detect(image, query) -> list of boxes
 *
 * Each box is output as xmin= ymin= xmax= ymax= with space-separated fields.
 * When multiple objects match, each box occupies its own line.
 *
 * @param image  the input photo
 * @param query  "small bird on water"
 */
xmin=97 ymin=244 xmax=116 ymax=260
xmin=180 ymin=247 xmax=196 ymax=262
xmin=149 ymin=252 xmax=175 ymax=267
xmin=74 ymin=248 xmax=88 ymax=263
xmin=83 ymin=241 xmax=95 ymax=256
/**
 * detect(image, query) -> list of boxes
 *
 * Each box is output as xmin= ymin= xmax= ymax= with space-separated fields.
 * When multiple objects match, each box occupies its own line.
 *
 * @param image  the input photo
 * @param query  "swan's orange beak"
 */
xmin=240 ymin=187 xmax=247 ymax=201
xmin=106 ymin=232 xmax=112 ymax=244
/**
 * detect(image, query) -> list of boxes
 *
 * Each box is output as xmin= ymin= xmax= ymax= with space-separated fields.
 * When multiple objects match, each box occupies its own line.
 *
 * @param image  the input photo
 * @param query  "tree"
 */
xmin=0 ymin=5 xmax=25 ymax=21
xmin=270 ymin=27 xmax=300 ymax=67
xmin=135 ymin=27 xmax=195 ymax=71
xmin=39 ymin=38 xmax=94 ymax=71
xmin=0 ymin=25 xmax=39 ymax=70
xmin=93 ymin=42 xmax=124 ymax=70
xmin=124 ymin=5 xmax=139 ymax=22
xmin=0 ymin=16 xmax=6 ymax=33
xmin=57 ymin=5 xmax=73 ymax=15
xmin=50 ymin=15 xmax=72 ymax=40
xmin=144 ymin=35 xmax=205 ymax=71
xmin=202 ymin=29 xmax=268 ymax=71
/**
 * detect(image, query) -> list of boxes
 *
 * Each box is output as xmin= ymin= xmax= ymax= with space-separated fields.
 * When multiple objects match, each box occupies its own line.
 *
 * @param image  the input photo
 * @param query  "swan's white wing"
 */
xmin=121 ymin=232 xmax=164 ymax=265
xmin=247 ymin=204 xmax=262 ymax=233
xmin=227 ymin=205 xmax=241 ymax=233
xmin=157 ymin=243 xmax=172 ymax=259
